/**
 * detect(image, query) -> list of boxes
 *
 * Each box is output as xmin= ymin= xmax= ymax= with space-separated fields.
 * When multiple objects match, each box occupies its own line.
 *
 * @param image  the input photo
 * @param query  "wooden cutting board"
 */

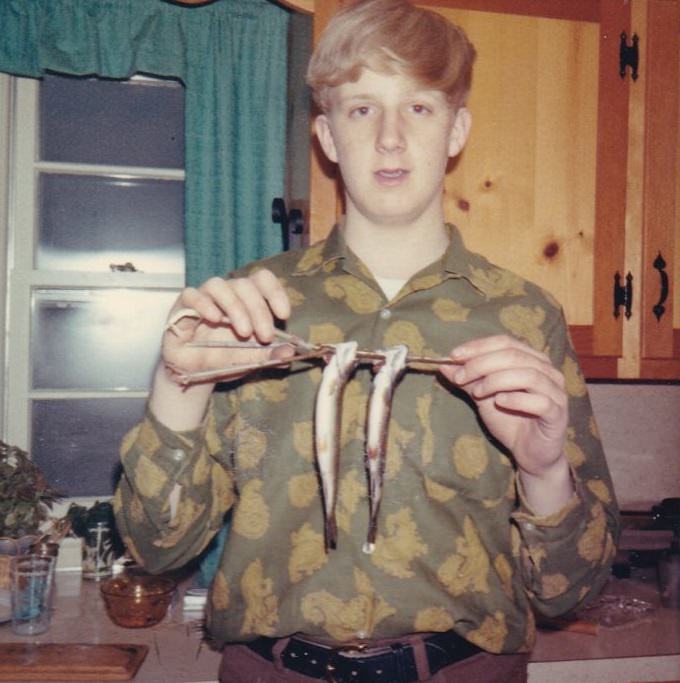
xmin=0 ymin=643 xmax=148 ymax=681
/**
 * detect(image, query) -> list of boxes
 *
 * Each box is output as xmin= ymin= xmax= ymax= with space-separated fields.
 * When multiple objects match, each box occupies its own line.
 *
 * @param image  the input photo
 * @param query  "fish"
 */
xmin=363 ymin=344 xmax=409 ymax=555
xmin=313 ymin=341 xmax=359 ymax=551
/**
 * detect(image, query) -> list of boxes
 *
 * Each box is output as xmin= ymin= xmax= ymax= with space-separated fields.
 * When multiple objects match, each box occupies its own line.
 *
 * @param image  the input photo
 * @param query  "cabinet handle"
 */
xmin=652 ymin=252 xmax=669 ymax=322
xmin=613 ymin=271 xmax=633 ymax=319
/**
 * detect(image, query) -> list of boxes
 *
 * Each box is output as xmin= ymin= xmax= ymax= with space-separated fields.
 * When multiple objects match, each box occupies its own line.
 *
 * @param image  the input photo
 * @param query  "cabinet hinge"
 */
xmin=613 ymin=271 xmax=633 ymax=320
xmin=619 ymin=31 xmax=639 ymax=81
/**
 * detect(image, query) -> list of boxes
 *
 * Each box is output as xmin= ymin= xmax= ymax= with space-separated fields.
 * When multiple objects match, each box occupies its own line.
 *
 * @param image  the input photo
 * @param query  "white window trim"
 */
xmin=3 ymin=75 xmax=185 ymax=511
xmin=0 ymin=73 xmax=11 ymax=436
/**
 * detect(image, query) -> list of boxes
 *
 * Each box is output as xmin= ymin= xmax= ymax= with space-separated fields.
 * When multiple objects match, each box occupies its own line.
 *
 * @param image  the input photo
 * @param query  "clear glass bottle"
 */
xmin=81 ymin=521 xmax=114 ymax=580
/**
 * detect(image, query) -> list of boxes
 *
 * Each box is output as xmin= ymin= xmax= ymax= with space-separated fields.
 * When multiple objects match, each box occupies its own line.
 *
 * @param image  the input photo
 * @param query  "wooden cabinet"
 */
xmin=308 ymin=0 xmax=680 ymax=380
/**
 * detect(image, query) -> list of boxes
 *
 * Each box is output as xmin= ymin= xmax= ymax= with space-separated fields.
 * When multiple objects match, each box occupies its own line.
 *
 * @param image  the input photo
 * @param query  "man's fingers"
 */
xmin=452 ymin=334 xmax=551 ymax=365
xmin=448 ymin=345 xmax=565 ymax=391
xmin=464 ymin=367 xmax=567 ymax=412
xmin=493 ymin=390 xmax=562 ymax=423
xmin=174 ymin=269 xmax=290 ymax=342
xmin=250 ymin=268 xmax=291 ymax=321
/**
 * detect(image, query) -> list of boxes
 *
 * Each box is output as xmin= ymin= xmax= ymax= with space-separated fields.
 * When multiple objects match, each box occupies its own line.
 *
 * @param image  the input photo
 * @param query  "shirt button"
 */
xmin=379 ymin=308 xmax=392 ymax=320
xmin=170 ymin=449 xmax=185 ymax=462
xmin=524 ymin=522 xmax=536 ymax=532
xmin=356 ymin=630 xmax=368 ymax=639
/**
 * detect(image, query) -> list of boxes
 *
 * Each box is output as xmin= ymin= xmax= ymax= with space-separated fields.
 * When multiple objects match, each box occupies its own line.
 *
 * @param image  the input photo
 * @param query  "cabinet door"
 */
xmin=637 ymin=0 xmax=680 ymax=379
xmin=308 ymin=0 xmax=632 ymax=378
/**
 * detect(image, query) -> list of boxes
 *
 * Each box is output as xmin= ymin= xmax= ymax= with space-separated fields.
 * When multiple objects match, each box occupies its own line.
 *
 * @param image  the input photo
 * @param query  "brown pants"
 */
xmin=218 ymin=641 xmax=529 ymax=683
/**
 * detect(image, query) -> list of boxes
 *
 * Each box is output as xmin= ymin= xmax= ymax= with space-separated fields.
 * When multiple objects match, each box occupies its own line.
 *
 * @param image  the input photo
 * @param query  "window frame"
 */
xmin=2 ymin=74 xmax=186 ymax=512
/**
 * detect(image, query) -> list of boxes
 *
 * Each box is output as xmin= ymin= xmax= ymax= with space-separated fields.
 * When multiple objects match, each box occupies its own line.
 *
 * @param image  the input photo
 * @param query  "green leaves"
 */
xmin=0 ymin=441 xmax=62 ymax=538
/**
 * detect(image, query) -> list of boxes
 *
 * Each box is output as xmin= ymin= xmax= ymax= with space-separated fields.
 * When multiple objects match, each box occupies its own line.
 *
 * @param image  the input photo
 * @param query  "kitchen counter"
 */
xmin=0 ymin=570 xmax=678 ymax=683
xmin=0 ymin=571 xmax=222 ymax=683
xmin=529 ymin=574 xmax=680 ymax=682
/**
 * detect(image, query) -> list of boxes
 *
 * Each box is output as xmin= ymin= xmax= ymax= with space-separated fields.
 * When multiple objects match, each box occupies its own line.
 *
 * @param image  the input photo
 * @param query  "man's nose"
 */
xmin=376 ymin=112 xmax=405 ymax=153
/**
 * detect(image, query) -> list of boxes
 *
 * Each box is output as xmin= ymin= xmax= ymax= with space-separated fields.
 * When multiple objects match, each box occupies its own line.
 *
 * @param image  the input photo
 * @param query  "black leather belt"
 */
xmin=245 ymin=630 xmax=481 ymax=682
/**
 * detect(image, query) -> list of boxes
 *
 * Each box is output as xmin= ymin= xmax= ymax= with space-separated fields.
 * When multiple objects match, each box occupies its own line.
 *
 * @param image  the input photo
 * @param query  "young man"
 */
xmin=115 ymin=1 xmax=619 ymax=681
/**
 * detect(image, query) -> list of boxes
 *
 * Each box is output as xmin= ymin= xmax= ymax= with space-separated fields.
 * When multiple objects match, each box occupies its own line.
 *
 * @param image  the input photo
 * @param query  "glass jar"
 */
xmin=81 ymin=522 xmax=114 ymax=580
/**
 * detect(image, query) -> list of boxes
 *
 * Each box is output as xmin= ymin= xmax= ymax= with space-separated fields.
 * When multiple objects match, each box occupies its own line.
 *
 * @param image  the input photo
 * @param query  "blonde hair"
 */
xmin=306 ymin=0 xmax=476 ymax=112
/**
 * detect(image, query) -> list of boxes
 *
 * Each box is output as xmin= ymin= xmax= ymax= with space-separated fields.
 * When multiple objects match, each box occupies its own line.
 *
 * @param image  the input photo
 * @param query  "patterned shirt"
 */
xmin=114 ymin=224 xmax=619 ymax=653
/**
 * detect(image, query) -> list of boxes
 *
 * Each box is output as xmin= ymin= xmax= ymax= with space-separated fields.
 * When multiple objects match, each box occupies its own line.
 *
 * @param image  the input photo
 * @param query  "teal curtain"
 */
xmin=0 ymin=0 xmax=290 ymax=285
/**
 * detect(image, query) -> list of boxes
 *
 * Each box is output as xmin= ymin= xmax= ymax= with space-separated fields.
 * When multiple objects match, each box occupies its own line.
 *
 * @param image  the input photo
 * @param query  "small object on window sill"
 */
xmin=109 ymin=262 xmax=140 ymax=272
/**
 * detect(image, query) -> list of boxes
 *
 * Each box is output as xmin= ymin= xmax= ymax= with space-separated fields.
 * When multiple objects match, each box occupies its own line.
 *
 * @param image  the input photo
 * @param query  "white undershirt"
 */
xmin=374 ymin=275 xmax=408 ymax=300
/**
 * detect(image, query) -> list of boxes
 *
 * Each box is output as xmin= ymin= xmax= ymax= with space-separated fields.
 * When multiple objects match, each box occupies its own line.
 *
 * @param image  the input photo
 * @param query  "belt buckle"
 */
xmin=324 ymin=641 xmax=369 ymax=683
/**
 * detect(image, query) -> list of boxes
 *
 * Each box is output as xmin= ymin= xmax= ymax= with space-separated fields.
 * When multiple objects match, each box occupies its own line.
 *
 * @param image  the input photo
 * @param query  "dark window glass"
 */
xmin=32 ymin=398 xmax=146 ymax=497
xmin=40 ymin=74 xmax=184 ymax=168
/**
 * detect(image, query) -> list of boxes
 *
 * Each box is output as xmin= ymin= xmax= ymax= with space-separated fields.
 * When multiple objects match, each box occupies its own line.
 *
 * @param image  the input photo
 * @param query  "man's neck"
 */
xmin=343 ymin=214 xmax=450 ymax=281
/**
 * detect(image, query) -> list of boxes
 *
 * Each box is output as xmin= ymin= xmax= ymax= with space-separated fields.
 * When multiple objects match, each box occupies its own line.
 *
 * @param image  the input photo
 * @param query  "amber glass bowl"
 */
xmin=100 ymin=573 xmax=176 ymax=628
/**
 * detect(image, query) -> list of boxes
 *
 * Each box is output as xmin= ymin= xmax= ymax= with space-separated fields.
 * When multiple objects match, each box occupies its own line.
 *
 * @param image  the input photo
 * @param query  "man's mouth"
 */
xmin=375 ymin=169 xmax=409 ymax=184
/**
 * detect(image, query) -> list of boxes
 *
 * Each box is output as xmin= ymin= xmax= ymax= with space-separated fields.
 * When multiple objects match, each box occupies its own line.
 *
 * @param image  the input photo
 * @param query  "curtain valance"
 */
xmin=0 ymin=0 xmax=290 ymax=284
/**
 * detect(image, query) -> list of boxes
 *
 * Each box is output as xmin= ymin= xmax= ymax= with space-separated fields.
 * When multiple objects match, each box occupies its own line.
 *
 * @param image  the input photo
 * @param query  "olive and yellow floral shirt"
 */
xmin=114 ymin=224 xmax=619 ymax=653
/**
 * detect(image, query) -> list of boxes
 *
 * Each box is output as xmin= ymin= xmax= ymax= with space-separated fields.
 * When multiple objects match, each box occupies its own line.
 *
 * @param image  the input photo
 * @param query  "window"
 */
xmin=4 ymin=73 xmax=186 ymax=503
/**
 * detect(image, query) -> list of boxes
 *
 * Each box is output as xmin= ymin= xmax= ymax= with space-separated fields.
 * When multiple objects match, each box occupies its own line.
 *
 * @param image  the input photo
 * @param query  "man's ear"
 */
xmin=448 ymin=107 xmax=471 ymax=158
xmin=314 ymin=114 xmax=339 ymax=164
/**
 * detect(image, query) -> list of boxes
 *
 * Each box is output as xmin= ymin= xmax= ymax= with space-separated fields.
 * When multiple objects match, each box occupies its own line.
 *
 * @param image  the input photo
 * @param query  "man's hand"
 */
xmin=162 ymin=269 xmax=292 ymax=382
xmin=439 ymin=335 xmax=573 ymax=515
xmin=150 ymin=269 xmax=291 ymax=431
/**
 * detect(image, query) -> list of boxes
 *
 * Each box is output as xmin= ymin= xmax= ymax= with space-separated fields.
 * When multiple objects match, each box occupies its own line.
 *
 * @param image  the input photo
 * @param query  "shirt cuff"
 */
xmin=138 ymin=402 xmax=209 ymax=479
xmin=511 ymin=468 xmax=586 ymax=541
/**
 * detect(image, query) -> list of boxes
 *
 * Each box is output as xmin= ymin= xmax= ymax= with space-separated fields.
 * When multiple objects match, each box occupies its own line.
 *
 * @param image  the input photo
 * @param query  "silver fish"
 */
xmin=363 ymin=344 xmax=409 ymax=554
xmin=314 ymin=341 xmax=358 ymax=551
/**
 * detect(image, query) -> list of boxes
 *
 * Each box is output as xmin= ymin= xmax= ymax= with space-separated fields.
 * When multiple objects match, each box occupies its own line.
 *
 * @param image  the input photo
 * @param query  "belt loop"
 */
xmin=272 ymin=637 xmax=292 ymax=673
xmin=411 ymin=637 xmax=433 ymax=682
xmin=390 ymin=643 xmax=409 ymax=683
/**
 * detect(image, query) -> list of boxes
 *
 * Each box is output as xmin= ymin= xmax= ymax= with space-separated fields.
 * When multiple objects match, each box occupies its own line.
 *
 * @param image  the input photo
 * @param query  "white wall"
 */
xmin=588 ymin=382 xmax=680 ymax=510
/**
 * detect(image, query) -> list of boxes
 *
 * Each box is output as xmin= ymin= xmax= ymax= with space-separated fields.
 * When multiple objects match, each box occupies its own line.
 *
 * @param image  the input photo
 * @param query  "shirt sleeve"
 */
xmin=113 ymin=395 xmax=237 ymax=574
xmin=509 ymin=308 xmax=620 ymax=618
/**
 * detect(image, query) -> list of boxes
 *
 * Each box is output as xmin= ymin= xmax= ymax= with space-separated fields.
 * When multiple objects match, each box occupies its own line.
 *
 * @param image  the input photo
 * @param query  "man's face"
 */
xmin=315 ymin=68 xmax=470 ymax=229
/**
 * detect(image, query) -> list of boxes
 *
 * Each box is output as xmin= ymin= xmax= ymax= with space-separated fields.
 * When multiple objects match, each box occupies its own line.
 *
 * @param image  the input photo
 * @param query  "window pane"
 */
xmin=32 ymin=289 xmax=178 ymax=391
xmin=40 ymin=74 xmax=184 ymax=168
xmin=32 ymin=398 xmax=146 ymax=497
xmin=37 ymin=174 xmax=185 ymax=273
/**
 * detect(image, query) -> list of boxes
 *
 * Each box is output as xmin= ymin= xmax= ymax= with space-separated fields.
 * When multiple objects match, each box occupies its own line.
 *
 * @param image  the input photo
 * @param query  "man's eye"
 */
xmin=350 ymin=106 xmax=371 ymax=117
xmin=411 ymin=104 xmax=430 ymax=114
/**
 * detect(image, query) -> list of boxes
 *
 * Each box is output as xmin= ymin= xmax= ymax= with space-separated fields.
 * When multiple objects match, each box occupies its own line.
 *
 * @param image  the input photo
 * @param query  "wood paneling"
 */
xmin=306 ymin=0 xmax=680 ymax=379
xmin=420 ymin=0 xmax=598 ymax=23
xmin=308 ymin=0 xmax=345 ymax=243
xmin=432 ymin=7 xmax=599 ymax=328
xmin=593 ymin=0 xmax=631 ymax=359
xmin=641 ymin=0 xmax=679 ymax=360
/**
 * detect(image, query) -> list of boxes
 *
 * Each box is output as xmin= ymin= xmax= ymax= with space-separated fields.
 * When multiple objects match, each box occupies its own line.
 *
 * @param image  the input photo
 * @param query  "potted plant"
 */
xmin=65 ymin=500 xmax=125 ymax=579
xmin=0 ymin=440 xmax=62 ymax=587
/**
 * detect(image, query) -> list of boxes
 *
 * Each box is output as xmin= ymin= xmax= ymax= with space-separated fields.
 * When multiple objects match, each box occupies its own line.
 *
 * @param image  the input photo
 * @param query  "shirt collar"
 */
xmin=440 ymin=224 xmax=491 ymax=296
xmin=291 ymin=222 xmax=492 ymax=298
